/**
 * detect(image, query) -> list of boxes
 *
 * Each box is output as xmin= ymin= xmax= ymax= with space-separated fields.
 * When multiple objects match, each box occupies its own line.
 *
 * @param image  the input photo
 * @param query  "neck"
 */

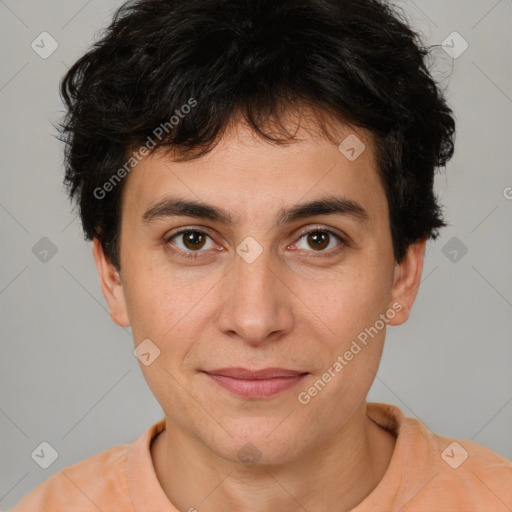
xmin=151 ymin=401 xmax=396 ymax=512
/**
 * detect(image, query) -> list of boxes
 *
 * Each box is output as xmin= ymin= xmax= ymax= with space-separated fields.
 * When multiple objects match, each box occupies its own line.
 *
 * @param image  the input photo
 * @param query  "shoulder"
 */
xmin=367 ymin=403 xmax=512 ymax=510
xmin=432 ymin=432 xmax=512 ymax=493
xmin=10 ymin=442 xmax=133 ymax=512
xmin=407 ymin=422 xmax=512 ymax=510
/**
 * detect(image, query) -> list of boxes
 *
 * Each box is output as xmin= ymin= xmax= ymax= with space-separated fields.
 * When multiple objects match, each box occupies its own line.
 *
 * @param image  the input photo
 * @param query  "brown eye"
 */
xmin=293 ymin=228 xmax=346 ymax=258
xmin=181 ymin=231 xmax=207 ymax=250
xmin=306 ymin=231 xmax=330 ymax=251
xmin=167 ymin=229 xmax=216 ymax=255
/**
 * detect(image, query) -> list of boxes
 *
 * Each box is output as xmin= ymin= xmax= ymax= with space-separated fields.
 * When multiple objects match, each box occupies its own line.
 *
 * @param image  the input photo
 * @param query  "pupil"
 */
xmin=185 ymin=232 xmax=204 ymax=250
xmin=309 ymin=232 xmax=328 ymax=250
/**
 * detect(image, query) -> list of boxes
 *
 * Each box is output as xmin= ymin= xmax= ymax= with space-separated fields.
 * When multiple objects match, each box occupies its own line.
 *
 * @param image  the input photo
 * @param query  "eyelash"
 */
xmin=165 ymin=227 xmax=348 ymax=260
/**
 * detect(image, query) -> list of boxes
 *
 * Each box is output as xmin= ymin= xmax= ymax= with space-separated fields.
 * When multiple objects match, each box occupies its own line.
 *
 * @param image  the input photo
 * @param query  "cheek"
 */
xmin=122 ymin=260 xmax=218 ymax=356
xmin=301 ymin=270 xmax=391 ymax=411
xmin=301 ymin=257 xmax=392 ymax=345
xmin=121 ymin=253 xmax=176 ymax=324
xmin=124 ymin=268 xmax=201 ymax=414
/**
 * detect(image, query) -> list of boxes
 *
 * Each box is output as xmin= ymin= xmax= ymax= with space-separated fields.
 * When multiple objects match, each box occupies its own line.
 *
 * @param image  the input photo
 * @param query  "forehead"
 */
xmin=120 ymin=116 xmax=388 ymax=227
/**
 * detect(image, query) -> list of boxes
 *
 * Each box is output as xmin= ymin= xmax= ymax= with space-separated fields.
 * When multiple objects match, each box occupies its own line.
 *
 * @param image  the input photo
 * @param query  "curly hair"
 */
xmin=59 ymin=0 xmax=456 ymax=269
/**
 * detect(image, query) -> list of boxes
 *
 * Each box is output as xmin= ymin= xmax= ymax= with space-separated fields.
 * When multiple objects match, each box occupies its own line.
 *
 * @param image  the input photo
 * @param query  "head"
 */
xmin=59 ymin=0 xmax=455 ymax=464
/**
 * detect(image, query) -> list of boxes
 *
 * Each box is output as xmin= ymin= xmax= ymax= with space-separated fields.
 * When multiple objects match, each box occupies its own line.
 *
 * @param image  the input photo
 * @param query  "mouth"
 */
xmin=202 ymin=367 xmax=309 ymax=398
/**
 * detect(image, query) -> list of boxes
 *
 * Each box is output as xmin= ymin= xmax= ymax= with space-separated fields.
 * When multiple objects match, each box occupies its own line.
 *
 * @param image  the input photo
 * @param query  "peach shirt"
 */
xmin=11 ymin=403 xmax=512 ymax=511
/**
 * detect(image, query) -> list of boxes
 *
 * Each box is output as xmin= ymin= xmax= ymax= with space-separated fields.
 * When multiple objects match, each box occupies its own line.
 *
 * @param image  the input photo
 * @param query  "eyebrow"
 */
xmin=141 ymin=195 xmax=369 ymax=226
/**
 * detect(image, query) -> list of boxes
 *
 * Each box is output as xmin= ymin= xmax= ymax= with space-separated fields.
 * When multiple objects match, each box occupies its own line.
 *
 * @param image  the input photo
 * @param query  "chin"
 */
xmin=207 ymin=418 xmax=306 ymax=467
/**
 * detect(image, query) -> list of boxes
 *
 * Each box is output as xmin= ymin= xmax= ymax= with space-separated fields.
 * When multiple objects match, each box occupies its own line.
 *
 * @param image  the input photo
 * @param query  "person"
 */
xmin=12 ymin=0 xmax=512 ymax=510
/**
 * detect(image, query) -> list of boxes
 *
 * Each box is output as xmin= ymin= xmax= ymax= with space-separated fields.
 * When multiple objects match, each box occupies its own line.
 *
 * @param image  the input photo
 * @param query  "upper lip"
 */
xmin=204 ymin=367 xmax=308 ymax=379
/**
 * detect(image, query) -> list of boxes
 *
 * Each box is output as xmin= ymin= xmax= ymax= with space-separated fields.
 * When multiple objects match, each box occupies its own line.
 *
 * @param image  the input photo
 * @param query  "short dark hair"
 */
xmin=59 ymin=0 xmax=456 ymax=270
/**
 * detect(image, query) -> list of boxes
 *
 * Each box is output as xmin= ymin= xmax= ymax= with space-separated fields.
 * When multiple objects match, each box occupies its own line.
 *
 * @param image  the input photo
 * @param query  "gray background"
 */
xmin=1 ymin=0 xmax=511 ymax=508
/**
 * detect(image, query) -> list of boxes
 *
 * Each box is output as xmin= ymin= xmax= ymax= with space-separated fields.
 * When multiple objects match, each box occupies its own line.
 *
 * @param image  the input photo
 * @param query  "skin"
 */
xmin=93 ymin=113 xmax=426 ymax=512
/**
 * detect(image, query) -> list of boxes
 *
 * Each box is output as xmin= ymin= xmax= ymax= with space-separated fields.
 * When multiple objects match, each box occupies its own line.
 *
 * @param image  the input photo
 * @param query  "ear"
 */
xmin=92 ymin=237 xmax=130 ymax=327
xmin=387 ymin=238 xmax=427 ymax=326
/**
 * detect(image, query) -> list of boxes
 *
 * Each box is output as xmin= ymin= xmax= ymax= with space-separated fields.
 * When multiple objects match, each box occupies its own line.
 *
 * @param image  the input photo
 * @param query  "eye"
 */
xmin=165 ymin=226 xmax=348 ymax=261
xmin=291 ymin=228 xmax=346 ymax=257
xmin=166 ymin=229 xmax=217 ymax=259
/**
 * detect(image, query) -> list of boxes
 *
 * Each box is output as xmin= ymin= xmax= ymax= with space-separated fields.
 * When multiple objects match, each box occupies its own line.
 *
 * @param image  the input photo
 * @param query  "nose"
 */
xmin=215 ymin=246 xmax=294 ymax=347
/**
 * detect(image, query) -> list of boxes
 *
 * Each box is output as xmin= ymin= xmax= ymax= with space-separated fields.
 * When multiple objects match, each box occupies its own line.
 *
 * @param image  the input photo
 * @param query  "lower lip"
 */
xmin=204 ymin=373 xmax=307 ymax=398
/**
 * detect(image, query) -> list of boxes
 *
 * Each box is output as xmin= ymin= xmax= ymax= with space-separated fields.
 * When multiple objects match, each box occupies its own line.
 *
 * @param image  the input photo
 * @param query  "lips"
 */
xmin=202 ymin=367 xmax=309 ymax=398
xmin=204 ymin=367 xmax=307 ymax=379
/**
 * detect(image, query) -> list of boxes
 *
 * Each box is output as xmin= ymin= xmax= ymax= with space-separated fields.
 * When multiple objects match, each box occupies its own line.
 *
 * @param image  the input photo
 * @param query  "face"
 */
xmin=94 ymin=115 xmax=425 ymax=465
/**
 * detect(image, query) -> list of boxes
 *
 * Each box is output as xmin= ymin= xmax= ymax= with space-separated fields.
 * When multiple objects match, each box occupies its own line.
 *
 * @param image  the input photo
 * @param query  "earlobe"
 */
xmin=387 ymin=239 xmax=427 ymax=326
xmin=92 ymin=238 xmax=131 ymax=327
